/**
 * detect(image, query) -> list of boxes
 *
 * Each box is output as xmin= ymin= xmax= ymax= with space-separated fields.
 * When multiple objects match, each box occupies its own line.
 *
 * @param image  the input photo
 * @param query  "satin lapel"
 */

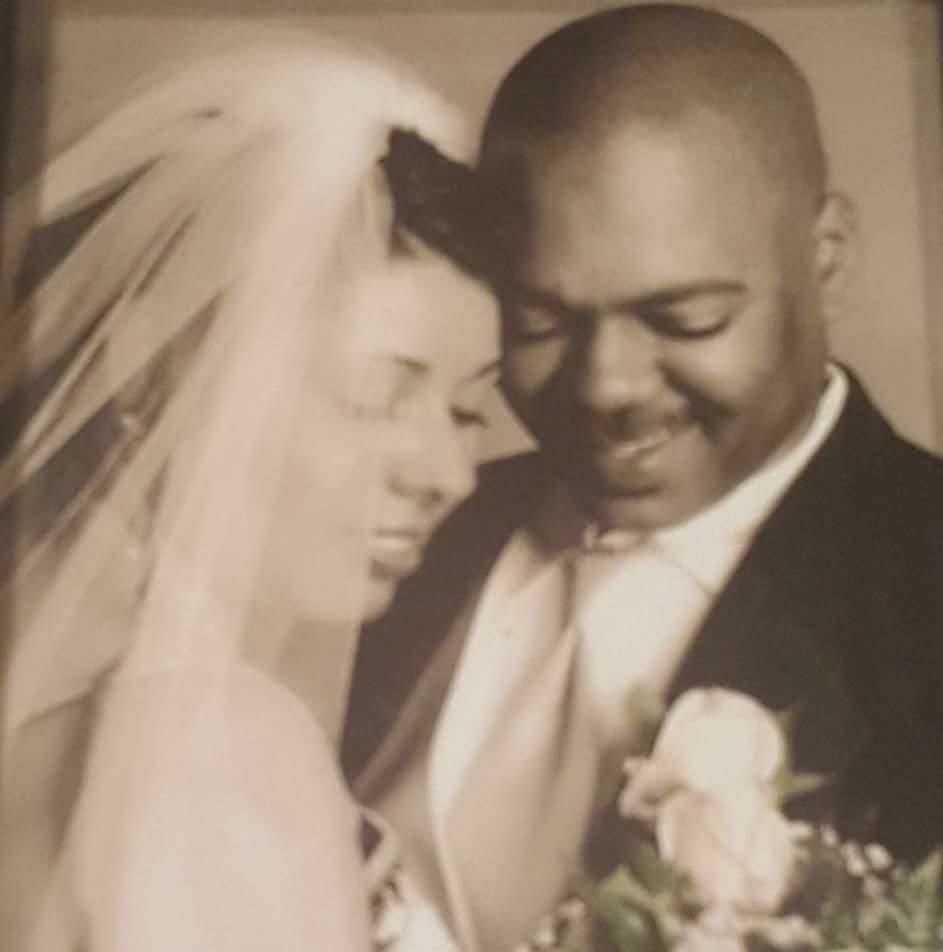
xmin=670 ymin=558 xmax=871 ymax=788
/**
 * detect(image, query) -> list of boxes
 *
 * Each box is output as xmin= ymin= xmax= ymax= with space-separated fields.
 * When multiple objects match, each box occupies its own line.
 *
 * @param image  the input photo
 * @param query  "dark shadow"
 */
xmin=0 ymin=0 xmax=57 ymax=780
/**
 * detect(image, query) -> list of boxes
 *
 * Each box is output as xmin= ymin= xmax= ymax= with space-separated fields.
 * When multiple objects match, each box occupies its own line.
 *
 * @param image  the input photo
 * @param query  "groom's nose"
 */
xmin=576 ymin=314 xmax=662 ymax=413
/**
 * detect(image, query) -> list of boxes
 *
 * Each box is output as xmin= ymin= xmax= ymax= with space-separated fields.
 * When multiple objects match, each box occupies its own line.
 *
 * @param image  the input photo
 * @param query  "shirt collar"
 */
xmin=654 ymin=363 xmax=848 ymax=590
xmin=526 ymin=363 xmax=849 ymax=591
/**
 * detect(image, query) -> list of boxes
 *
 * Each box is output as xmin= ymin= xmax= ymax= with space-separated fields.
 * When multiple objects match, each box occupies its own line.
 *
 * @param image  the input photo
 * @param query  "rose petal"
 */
xmin=653 ymin=689 xmax=786 ymax=792
xmin=656 ymin=784 xmax=796 ymax=912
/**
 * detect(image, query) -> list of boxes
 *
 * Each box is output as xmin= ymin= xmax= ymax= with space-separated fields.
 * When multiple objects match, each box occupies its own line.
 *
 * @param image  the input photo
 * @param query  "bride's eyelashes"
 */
xmin=450 ymin=406 xmax=486 ymax=428
xmin=448 ymin=363 xmax=500 ymax=431
xmin=346 ymin=355 xmax=495 ymax=435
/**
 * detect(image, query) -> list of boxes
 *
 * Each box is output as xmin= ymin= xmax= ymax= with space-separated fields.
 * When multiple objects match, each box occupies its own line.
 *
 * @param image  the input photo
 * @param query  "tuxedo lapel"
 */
xmin=670 ymin=552 xmax=871 ymax=791
xmin=624 ymin=375 xmax=943 ymax=855
xmin=669 ymin=378 xmax=904 ymax=816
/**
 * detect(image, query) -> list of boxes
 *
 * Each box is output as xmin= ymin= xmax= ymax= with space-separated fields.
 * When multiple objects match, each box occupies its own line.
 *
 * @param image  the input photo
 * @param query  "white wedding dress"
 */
xmin=15 ymin=662 xmax=457 ymax=952
xmin=34 ymin=666 xmax=368 ymax=952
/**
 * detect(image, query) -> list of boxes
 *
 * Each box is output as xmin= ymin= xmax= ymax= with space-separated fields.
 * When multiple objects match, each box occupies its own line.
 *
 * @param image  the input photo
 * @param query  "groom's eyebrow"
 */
xmin=506 ymin=285 xmax=583 ymax=317
xmin=506 ymin=281 xmax=747 ymax=316
xmin=625 ymin=281 xmax=748 ymax=311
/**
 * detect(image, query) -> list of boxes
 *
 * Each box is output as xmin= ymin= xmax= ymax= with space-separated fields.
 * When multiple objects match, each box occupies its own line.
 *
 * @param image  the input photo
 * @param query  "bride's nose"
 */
xmin=389 ymin=404 xmax=476 ymax=508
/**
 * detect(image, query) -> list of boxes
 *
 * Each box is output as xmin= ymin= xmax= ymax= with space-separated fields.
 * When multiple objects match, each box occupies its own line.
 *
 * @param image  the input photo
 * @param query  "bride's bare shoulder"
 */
xmin=104 ymin=662 xmax=348 ymax=801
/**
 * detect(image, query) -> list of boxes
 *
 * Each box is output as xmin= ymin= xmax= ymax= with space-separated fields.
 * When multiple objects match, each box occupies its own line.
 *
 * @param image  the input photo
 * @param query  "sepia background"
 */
xmin=4 ymin=0 xmax=943 ymax=457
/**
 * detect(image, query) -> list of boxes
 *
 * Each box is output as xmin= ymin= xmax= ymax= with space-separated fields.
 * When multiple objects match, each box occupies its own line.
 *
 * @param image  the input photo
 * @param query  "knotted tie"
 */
xmin=441 ymin=529 xmax=711 ymax=951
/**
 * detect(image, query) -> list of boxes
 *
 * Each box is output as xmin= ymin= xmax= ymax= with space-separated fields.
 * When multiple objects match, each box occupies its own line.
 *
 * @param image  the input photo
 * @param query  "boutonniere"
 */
xmin=517 ymin=688 xmax=943 ymax=952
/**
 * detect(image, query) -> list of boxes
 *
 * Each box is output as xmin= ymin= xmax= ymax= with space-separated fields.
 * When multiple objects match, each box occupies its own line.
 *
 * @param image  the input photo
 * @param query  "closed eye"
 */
xmin=450 ymin=406 xmax=487 ymax=428
xmin=348 ymin=357 xmax=420 ymax=419
xmin=640 ymin=304 xmax=734 ymax=340
xmin=634 ymin=284 xmax=745 ymax=340
xmin=504 ymin=296 xmax=580 ymax=345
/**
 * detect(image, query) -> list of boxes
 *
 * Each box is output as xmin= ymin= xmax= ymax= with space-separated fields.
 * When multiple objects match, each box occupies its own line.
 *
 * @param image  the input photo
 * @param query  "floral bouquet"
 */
xmin=517 ymin=688 xmax=943 ymax=952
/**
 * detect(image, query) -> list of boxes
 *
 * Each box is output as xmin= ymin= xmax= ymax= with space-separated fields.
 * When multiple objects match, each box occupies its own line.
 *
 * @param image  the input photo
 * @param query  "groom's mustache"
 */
xmin=584 ymin=406 xmax=695 ymax=449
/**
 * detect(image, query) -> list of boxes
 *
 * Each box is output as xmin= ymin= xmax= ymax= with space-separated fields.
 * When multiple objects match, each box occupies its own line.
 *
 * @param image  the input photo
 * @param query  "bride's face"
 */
xmin=347 ymin=251 xmax=501 ymax=620
xmin=268 ymin=248 xmax=500 ymax=626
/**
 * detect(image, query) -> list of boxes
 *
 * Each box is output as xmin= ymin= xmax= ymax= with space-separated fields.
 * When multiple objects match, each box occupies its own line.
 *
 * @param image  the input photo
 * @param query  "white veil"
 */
xmin=0 ymin=37 xmax=471 ymax=952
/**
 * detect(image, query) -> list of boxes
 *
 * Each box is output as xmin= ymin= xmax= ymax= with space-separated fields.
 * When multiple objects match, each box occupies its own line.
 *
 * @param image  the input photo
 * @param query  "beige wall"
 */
xmin=11 ymin=0 xmax=943 ymax=455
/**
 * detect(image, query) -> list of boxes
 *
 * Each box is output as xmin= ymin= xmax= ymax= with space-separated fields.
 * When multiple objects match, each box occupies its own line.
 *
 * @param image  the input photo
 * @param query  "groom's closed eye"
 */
xmin=503 ymin=290 xmax=583 ymax=345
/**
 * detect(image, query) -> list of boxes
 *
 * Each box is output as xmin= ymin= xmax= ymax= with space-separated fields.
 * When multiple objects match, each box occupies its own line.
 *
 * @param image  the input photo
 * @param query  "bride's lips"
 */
xmin=368 ymin=528 xmax=429 ymax=577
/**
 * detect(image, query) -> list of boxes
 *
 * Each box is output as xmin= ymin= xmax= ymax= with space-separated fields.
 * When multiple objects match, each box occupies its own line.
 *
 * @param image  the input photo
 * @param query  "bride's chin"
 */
xmin=363 ymin=575 xmax=397 ymax=622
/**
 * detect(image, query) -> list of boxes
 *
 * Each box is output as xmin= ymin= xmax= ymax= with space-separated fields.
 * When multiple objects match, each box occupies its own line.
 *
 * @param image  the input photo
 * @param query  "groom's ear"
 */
xmin=812 ymin=192 xmax=858 ymax=323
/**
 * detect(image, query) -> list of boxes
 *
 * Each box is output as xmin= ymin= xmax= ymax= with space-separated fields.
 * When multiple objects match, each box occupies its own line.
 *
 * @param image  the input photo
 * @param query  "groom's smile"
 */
xmin=587 ymin=406 xmax=696 ymax=480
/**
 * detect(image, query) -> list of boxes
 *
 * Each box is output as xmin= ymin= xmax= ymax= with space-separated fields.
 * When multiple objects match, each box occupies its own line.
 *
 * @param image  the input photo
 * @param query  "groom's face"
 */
xmin=497 ymin=117 xmax=830 ymax=531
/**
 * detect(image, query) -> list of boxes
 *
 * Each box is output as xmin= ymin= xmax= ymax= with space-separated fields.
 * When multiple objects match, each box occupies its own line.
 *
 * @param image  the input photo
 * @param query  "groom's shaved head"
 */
xmin=481 ymin=4 xmax=856 ymax=532
xmin=480 ymin=3 xmax=827 ymax=235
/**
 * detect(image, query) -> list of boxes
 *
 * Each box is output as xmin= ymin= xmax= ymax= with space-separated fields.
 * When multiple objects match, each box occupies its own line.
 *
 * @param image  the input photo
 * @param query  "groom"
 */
xmin=344 ymin=5 xmax=943 ymax=950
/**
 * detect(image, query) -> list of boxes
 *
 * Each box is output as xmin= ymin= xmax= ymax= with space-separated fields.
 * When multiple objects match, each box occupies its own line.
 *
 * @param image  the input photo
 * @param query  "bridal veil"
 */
xmin=0 ymin=37 xmax=472 ymax=951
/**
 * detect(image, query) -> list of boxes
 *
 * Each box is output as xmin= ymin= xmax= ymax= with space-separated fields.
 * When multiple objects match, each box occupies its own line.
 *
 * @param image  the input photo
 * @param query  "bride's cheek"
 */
xmin=258 ymin=453 xmax=362 ymax=609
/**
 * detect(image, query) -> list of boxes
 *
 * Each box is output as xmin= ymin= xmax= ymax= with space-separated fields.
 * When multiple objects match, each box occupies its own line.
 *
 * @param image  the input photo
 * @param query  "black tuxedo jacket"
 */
xmin=343 ymin=375 xmax=943 ymax=860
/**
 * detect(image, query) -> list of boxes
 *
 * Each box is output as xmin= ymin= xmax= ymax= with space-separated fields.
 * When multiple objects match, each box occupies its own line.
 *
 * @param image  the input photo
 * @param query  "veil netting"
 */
xmin=0 ymin=36 xmax=472 ymax=952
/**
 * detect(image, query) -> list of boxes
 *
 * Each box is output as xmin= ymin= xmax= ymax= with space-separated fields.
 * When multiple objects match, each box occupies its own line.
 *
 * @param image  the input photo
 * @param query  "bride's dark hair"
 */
xmin=381 ymin=127 xmax=489 ymax=280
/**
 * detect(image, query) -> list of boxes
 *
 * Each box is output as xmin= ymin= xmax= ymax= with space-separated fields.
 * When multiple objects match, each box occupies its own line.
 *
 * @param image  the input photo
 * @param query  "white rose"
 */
xmin=674 ymin=907 xmax=747 ymax=952
xmin=675 ymin=923 xmax=746 ymax=952
xmin=676 ymin=928 xmax=746 ymax=952
xmin=656 ymin=783 xmax=797 ymax=912
xmin=386 ymin=905 xmax=461 ymax=952
xmin=652 ymin=688 xmax=787 ymax=794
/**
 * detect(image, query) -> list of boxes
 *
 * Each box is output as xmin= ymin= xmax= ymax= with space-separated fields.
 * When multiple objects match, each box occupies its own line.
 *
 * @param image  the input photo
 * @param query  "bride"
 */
xmin=0 ymin=37 xmax=499 ymax=952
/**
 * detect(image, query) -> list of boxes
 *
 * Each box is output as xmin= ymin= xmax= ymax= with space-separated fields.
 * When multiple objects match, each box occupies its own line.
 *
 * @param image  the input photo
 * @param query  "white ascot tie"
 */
xmin=439 ymin=529 xmax=713 ymax=952
xmin=575 ymin=529 xmax=715 ymax=747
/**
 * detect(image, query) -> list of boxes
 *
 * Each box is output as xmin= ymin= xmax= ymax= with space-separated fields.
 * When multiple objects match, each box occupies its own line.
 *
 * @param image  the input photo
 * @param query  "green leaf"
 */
xmin=776 ymin=770 xmax=827 ymax=803
xmin=596 ymin=866 xmax=656 ymax=910
xmin=625 ymin=840 xmax=678 ymax=896
xmin=584 ymin=873 xmax=663 ymax=952
xmin=558 ymin=916 xmax=595 ymax=952
xmin=647 ymin=900 xmax=687 ymax=950
xmin=775 ymin=705 xmax=800 ymax=741
xmin=622 ymin=686 xmax=666 ymax=752
xmin=897 ymin=850 xmax=943 ymax=948
xmin=817 ymin=871 xmax=864 ymax=948
xmin=604 ymin=907 xmax=663 ymax=952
